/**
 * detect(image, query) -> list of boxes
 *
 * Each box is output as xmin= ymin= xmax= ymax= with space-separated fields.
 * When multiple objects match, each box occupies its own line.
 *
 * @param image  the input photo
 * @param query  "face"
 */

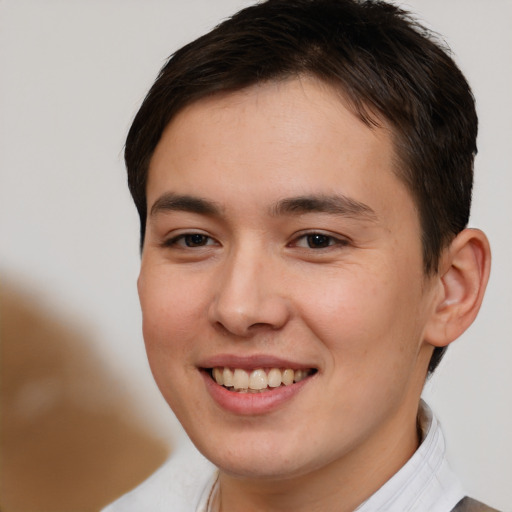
xmin=139 ymin=78 xmax=438 ymax=482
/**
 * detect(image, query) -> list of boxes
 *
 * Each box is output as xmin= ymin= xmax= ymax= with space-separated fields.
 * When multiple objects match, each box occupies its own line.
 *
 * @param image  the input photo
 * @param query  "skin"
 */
xmin=138 ymin=77 xmax=490 ymax=511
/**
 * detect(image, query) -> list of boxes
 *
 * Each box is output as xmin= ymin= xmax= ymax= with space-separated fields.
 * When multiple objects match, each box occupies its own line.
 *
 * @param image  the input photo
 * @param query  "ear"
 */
xmin=424 ymin=228 xmax=491 ymax=348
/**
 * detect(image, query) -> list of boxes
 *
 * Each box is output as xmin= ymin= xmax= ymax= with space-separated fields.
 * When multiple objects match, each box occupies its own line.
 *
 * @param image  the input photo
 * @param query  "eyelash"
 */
xmin=161 ymin=231 xmax=350 ymax=251
xmin=162 ymin=233 xmax=217 ymax=249
xmin=291 ymin=232 xmax=350 ymax=250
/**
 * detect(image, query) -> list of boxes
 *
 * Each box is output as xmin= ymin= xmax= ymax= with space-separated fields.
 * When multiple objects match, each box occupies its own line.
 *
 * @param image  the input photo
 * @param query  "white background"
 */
xmin=1 ymin=0 xmax=511 ymax=509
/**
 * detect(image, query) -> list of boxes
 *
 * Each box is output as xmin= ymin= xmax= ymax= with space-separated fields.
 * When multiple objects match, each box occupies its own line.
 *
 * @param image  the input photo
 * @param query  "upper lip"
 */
xmin=198 ymin=353 xmax=316 ymax=370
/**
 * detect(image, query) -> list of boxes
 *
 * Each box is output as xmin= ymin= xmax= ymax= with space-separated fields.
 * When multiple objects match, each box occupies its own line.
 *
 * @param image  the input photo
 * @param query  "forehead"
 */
xmin=147 ymin=77 xmax=415 ymax=224
xmin=157 ymin=77 xmax=389 ymax=156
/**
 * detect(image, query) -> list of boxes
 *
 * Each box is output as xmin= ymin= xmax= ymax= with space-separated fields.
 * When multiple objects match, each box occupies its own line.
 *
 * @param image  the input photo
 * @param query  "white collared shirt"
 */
xmin=353 ymin=401 xmax=465 ymax=512
xmin=102 ymin=401 xmax=465 ymax=512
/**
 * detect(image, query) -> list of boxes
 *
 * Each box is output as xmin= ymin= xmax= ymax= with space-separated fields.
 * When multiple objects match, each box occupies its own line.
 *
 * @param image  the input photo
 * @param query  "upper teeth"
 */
xmin=212 ymin=367 xmax=312 ymax=391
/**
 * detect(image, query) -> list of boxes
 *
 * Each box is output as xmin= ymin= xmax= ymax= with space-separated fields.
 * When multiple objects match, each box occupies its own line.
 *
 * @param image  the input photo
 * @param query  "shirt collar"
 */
xmin=355 ymin=400 xmax=465 ymax=512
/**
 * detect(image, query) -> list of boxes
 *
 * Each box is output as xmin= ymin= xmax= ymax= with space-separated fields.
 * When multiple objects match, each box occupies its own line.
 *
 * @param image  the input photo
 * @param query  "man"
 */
xmin=104 ymin=0 xmax=496 ymax=510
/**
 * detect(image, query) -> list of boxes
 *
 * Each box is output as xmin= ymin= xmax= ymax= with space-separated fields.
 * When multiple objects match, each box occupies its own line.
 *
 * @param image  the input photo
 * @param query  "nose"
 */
xmin=208 ymin=246 xmax=291 ymax=338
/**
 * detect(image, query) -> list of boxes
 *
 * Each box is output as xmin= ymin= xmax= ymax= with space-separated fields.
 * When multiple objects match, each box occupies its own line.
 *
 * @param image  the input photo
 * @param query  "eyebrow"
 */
xmin=149 ymin=192 xmax=377 ymax=222
xmin=270 ymin=194 xmax=378 ymax=220
xmin=150 ymin=193 xmax=223 ymax=217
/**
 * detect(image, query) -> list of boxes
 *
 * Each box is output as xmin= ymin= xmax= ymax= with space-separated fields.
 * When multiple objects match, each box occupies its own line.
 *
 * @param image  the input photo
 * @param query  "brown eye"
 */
xmin=183 ymin=234 xmax=210 ymax=247
xmin=291 ymin=232 xmax=349 ymax=251
xmin=163 ymin=232 xmax=217 ymax=249
xmin=306 ymin=234 xmax=332 ymax=248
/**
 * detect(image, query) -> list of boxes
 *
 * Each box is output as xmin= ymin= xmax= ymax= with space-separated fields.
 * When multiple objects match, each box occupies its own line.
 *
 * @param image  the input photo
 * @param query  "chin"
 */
xmin=191 ymin=428 xmax=327 ymax=481
xmin=212 ymin=452 xmax=309 ymax=481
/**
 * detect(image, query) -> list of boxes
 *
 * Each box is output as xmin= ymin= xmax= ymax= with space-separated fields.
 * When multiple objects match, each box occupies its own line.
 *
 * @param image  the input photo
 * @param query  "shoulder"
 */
xmin=451 ymin=497 xmax=502 ymax=512
xmin=101 ymin=440 xmax=217 ymax=512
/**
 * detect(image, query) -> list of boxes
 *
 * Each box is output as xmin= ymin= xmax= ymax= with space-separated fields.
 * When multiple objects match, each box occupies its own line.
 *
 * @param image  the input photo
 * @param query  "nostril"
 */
xmin=212 ymin=320 xmax=234 ymax=337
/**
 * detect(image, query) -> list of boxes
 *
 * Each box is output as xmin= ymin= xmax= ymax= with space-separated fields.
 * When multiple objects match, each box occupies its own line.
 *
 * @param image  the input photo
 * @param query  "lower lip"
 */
xmin=201 ymin=371 xmax=313 ymax=415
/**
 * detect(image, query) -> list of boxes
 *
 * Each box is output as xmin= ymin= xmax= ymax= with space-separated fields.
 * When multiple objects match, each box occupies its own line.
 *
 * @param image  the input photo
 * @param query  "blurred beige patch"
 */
xmin=0 ymin=281 xmax=171 ymax=512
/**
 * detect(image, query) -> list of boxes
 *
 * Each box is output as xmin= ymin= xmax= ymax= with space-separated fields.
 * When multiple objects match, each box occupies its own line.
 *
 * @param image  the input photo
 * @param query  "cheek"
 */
xmin=293 ymin=267 xmax=428 ymax=432
xmin=138 ymin=270 xmax=211 ymax=416
xmin=138 ymin=269 xmax=207 ymax=360
xmin=294 ymin=263 xmax=425 ymax=363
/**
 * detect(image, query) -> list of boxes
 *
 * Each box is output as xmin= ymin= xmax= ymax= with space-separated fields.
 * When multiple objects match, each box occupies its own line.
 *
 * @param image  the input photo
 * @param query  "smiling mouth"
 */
xmin=207 ymin=367 xmax=317 ymax=393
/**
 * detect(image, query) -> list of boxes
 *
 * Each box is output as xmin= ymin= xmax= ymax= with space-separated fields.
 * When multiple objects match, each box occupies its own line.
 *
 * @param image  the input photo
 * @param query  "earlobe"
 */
xmin=424 ymin=228 xmax=491 ymax=348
